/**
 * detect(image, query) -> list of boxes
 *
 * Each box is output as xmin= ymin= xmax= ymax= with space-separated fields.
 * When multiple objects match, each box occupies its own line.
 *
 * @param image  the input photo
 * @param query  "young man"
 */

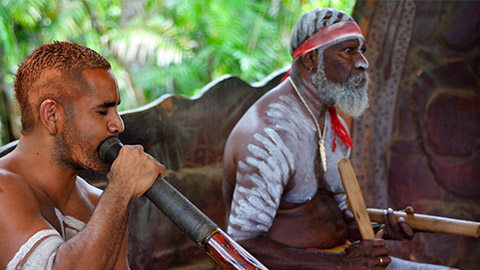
xmin=0 ymin=41 xmax=165 ymax=269
xmin=223 ymin=8 xmax=454 ymax=269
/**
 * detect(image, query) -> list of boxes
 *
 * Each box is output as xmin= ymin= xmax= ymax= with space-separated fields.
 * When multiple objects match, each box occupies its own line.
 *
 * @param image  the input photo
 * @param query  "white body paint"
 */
xmin=354 ymin=38 xmax=369 ymax=69
xmin=7 ymin=209 xmax=86 ymax=269
xmin=227 ymin=93 xmax=351 ymax=241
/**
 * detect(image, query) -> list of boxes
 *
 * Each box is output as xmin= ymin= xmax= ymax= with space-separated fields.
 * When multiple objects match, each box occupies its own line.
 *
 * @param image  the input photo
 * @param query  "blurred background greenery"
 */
xmin=0 ymin=0 xmax=354 ymax=145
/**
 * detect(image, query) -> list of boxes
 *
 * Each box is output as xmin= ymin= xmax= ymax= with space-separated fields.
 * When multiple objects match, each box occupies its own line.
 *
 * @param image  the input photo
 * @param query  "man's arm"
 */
xmin=238 ymin=236 xmax=390 ymax=270
xmin=1 ymin=145 xmax=164 ymax=269
xmin=54 ymin=145 xmax=164 ymax=269
xmin=53 ymin=181 xmax=132 ymax=269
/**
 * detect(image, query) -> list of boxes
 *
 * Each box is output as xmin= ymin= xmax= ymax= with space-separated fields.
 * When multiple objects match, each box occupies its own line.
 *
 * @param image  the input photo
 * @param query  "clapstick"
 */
xmin=337 ymin=157 xmax=375 ymax=239
xmin=337 ymin=157 xmax=480 ymax=239
xmin=98 ymin=137 xmax=268 ymax=270
xmin=367 ymin=208 xmax=480 ymax=238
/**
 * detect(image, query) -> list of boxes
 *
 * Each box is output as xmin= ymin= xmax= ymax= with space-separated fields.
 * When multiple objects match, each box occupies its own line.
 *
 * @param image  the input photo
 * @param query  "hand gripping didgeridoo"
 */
xmin=98 ymin=137 xmax=268 ymax=270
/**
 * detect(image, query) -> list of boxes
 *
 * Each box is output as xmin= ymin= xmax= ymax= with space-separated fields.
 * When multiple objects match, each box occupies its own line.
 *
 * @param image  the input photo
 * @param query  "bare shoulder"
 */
xmin=228 ymin=82 xmax=293 ymax=153
xmin=223 ymin=82 xmax=292 ymax=181
xmin=0 ymin=167 xmax=53 ymax=267
xmin=0 ymin=166 xmax=41 ymax=211
xmin=229 ymin=84 xmax=287 ymax=144
xmin=0 ymin=166 xmax=45 ymax=229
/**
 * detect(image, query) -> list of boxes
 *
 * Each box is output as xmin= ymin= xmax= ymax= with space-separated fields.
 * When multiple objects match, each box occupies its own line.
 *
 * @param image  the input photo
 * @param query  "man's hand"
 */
xmin=341 ymin=239 xmax=391 ymax=269
xmin=107 ymin=145 xmax=166 ymax=199
xmin=375 ymin=207 xmax=415 ymax=241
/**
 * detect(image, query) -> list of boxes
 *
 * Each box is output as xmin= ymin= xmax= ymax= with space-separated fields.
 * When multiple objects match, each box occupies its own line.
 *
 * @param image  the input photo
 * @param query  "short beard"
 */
xmin=311 ymin=53 xmax=370 ymax=118
xmin=52 ymin=127 xmax=83 ymax=171
xmin=52 ymin=117 xmax=108 ymax=172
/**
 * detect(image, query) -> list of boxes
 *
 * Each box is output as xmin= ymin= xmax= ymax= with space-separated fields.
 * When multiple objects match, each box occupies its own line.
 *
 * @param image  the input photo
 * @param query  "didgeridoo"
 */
xmin=98 ymin=137 xmax=267 ymax=270
xmin=367 ymin=208 xmax=480 ymax=238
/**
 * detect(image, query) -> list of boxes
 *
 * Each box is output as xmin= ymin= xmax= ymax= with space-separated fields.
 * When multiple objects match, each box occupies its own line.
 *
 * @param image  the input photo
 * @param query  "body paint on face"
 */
xmin=354 ymin=38 xmax=369 ymax=69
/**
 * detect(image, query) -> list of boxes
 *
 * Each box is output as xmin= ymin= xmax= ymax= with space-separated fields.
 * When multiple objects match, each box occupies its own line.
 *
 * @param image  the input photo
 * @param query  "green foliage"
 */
xmin=0 ymin=0 xmax=355 ymax=144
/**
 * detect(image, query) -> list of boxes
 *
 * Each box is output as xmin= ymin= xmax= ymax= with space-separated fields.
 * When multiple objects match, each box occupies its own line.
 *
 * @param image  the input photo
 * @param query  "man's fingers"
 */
xmin=382 ymin=207 xmax=418 ymax=240
xmin=360 ymin=239 xmax=387 ymax=248
xmin=376 ymin=256 xmax=391 ymax=267
xmin=386 ymin=208 xmax=397 ymax=227
xmin=144 ymin=151 xmax=166 ymax=178
xmin=157 ymin=163 xmax=166 ymax=178
xmin=367 ymin=255 xmax=391 ymax=268
xmin=375 ymin=227 xmax=384 ymax=239
xmin=398 ymin=217 xmax=415 ymax=239
xmin=149 ymin=159 xmax=165 ymax=178
xmin=370 ymin=246 xmax=389 ymax=257
xmin=371 ymin=239 xmax=387 ymax=247
xmin=404 ymin=206 xmax=415 ymax=214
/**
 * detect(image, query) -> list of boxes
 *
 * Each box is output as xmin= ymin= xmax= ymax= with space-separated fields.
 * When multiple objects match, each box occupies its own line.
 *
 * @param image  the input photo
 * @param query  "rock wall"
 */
xmin=352 ymin=1 xmax=480 ymax=268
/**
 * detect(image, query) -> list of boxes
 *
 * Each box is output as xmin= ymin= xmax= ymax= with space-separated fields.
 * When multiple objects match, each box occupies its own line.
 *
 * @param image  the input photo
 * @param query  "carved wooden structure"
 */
xmin=352 ymin=1 xmax=480 ymax=268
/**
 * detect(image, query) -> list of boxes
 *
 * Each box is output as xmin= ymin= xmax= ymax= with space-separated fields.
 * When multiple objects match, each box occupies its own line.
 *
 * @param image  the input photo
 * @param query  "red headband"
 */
xmin=281 ymin=20 xmax=364 ymax=82
xmin=292 ymin=20 xmax=364 ymax=59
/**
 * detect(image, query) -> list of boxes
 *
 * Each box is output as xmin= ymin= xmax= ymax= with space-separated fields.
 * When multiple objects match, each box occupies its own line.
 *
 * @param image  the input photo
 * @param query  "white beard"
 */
xmin=311 ymin=56 xmax=370 ymax=118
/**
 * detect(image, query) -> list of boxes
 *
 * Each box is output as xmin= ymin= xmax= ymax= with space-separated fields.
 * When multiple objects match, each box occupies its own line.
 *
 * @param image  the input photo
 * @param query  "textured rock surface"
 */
xmin=352 ymin=1 xmax=480 ymax=268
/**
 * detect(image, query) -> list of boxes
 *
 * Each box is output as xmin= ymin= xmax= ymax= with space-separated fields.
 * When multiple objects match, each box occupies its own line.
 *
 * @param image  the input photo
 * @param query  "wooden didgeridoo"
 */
xmin=337 ymin=157 xmax=376 ymax=240
xmin=98 ymin=137 xmax=268 ymax=270
xmin=367 ymin=209 xmax=480 ymax=238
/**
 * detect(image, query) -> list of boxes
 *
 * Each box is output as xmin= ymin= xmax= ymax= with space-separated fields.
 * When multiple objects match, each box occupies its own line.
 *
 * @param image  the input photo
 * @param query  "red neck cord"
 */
xmin=328 ymin=107 xmax=353 ymax=151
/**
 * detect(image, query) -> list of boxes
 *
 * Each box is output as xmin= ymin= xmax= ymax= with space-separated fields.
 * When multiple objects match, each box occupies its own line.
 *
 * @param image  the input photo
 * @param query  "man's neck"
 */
xmin=289 ymin=75 xmax=329 ymax=119
xmin=12 ymin=135 xmax=78 ymax=208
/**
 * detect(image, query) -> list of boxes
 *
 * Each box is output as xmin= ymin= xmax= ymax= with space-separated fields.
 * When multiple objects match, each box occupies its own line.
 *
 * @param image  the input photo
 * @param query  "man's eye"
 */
xmin=346 ymin=48 xmax=355 ymax=54
xmin=97 ymin=111 xmax=107 ymax=115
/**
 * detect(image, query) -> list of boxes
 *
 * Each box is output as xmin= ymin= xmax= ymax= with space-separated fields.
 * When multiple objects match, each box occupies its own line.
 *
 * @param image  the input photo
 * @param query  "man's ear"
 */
xmin=39 ymin=99 xmax=64 ymax=135
xmin=301 ymin=50 xmax=318 ymax=73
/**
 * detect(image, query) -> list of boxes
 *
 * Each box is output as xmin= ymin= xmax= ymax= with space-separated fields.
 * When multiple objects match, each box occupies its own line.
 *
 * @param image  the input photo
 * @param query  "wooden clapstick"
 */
xmin=336 ymin=157 xmax=480 ymax=239
xmin=367 ymin=208 xmax=480 ymax=238
xmin=337 ymin=157 xmax=375 ymax=240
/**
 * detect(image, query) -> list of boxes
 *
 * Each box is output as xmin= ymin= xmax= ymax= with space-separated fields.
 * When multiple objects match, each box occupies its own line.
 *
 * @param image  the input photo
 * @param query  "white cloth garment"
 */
xmin=6 ymin=209 xmax=86 ymax=269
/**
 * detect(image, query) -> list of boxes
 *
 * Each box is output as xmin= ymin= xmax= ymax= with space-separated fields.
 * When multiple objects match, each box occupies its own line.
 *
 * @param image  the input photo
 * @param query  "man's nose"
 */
xmin=107 ymin=112 xmax=125 ymax=134
xmin=354 ymin=52 xmax=369 ymax=70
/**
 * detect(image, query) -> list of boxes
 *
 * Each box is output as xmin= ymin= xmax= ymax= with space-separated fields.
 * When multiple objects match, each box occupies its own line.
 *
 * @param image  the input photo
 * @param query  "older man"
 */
xmin=0 ymin=41 xmax=165 ymax=269
xmin=223 ymin=8 xmax=455 ymax=269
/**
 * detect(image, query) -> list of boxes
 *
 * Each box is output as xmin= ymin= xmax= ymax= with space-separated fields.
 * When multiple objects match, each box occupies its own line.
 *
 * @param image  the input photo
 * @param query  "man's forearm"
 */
xmin=238 ymin=236 xmax=345 ymax=270
xmin=53 ymin=183 xmax=131 ymax=269
xmin=343 ymin=209 xmax=382 ymax=240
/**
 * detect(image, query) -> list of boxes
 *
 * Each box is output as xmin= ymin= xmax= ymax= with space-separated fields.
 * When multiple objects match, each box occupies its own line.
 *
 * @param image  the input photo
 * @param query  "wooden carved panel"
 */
xmin=352 ymin=1 xmax=480 ymax=268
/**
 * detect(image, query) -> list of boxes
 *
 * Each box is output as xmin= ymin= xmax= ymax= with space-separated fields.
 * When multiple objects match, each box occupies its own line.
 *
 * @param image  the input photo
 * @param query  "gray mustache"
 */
xmin=347 ymin=71 xmax=369 ymax=89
